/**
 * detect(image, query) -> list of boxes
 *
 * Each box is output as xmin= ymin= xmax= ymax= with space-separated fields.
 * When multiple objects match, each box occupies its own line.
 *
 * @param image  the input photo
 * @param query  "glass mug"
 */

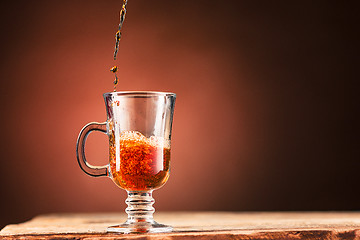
xmin=76 ymin=91 xmax=176 ymax=233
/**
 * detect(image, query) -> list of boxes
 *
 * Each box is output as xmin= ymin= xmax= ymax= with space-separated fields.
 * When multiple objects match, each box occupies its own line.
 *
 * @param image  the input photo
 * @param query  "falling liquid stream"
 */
xmin=112 ymin=0 xmax=129 ymax=91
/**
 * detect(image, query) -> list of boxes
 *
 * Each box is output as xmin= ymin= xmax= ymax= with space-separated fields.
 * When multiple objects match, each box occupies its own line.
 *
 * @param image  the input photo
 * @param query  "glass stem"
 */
xmin=125 ymin=191 xmax=155 ymax=224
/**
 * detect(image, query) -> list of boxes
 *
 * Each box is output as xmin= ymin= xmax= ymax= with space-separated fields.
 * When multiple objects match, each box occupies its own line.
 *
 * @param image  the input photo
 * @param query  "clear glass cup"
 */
xmin=76 ymin=91 xmax=176 ymax=233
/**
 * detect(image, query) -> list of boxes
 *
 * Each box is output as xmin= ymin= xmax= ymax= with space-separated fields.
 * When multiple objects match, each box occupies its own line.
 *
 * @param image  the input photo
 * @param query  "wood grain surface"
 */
xmin=1 ymin=212 xmax=360 ymax=239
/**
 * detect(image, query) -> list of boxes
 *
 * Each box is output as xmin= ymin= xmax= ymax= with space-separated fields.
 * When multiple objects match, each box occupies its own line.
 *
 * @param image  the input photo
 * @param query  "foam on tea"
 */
xmin=109 ymin=130 xmax=170 ymax=191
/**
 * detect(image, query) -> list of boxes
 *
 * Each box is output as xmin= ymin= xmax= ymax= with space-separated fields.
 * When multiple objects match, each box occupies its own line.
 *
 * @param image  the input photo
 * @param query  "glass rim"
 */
xmin=103 ymin=91 xmax=176 ymax=98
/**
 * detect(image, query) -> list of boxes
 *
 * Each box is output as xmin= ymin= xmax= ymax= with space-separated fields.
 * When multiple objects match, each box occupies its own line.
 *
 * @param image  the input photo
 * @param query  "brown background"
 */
xmin=0 ymin=0 xmax=358 ymax=229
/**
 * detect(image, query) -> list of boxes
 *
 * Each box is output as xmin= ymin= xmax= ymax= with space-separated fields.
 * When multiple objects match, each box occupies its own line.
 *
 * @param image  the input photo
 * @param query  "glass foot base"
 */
xmin=107 ymin=221 xmax=173 ymax=234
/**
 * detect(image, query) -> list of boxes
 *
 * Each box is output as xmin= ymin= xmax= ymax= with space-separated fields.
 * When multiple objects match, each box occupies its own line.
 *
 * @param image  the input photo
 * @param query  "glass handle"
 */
xmin=76 ymin=122 xmax=109 ymax=177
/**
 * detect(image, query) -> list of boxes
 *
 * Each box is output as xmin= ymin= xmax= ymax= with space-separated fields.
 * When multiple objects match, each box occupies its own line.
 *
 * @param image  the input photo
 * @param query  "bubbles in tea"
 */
xmin=109 ymin=131 xmax=170 ymax=191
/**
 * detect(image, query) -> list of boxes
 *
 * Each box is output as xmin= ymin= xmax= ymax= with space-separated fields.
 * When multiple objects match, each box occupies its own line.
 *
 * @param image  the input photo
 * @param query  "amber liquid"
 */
xmin=109 ymin=131 xmax=170 ymax=191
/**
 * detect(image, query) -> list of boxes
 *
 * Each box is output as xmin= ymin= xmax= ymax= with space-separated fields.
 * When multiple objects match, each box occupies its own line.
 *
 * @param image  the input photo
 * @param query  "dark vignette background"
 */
xmin=0 ymin=0 xmax=358 ymax=229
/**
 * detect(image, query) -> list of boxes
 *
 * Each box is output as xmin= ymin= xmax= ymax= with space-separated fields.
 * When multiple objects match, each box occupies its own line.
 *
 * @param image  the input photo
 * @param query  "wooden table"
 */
xmin=1 ymin=212 xmax=360 ymax=239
